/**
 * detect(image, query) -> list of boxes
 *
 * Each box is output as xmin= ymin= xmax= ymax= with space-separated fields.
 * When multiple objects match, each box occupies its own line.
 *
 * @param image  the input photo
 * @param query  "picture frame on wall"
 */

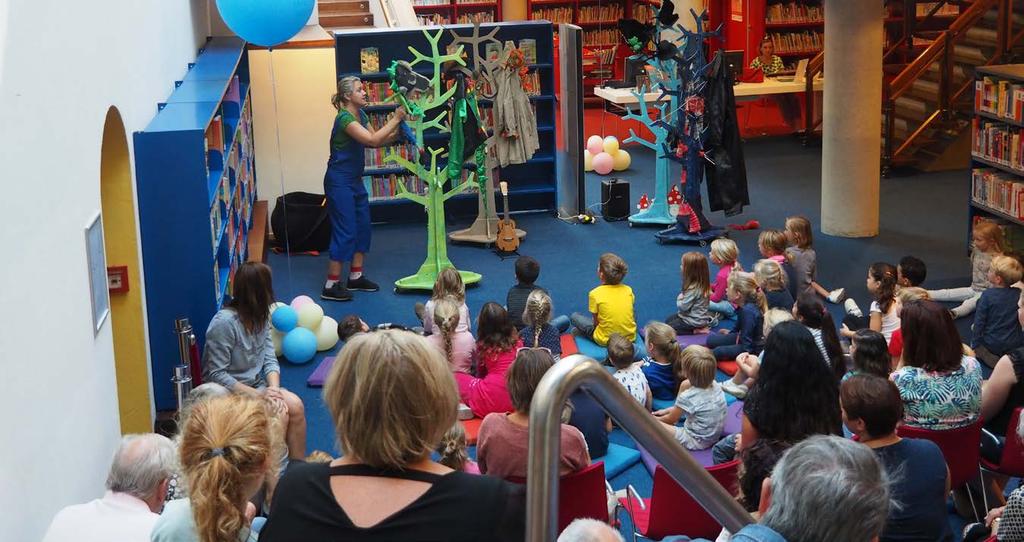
xmin=85 ymin=211 xmax=109 ymax=334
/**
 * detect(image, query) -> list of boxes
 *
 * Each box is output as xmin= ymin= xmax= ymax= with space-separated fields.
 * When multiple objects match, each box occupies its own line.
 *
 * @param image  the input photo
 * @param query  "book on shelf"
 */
xmin=360 ymin=48 xmax=380 ymax=74
xmin=519 ymin=39 xmax=537 ymax=64
xmin=767 ymin=31 xmax=822 ymax=54
xmin=457 ymin=12 xmax=494 ymax=23
xmin=206 ymin=115 xmax=224 ymax=153
xmin=972 ymin=167 xmax=1024 ymax=221
xmin=582 ymin=29 xmax=617 ymax=47
xmin=413 ymin=0 xmax=448 ymax=5
xmin=976 ymin=77 xmax=1024 ymax=122
xmin=532 ymin=7 xmax=572 ymax=23
xmin=225 ymin=76 xmax=241 ymax=103
xmin=418 ymin=13 xmax=451 ymax=25
xmin=765 ymin=2 xmax=823 ymax=24
xmin=365 ymin=144 xmax=419 ymax=168
xmin=486 ymin=42 xmax=502 ymax=61
xmin=972 ymin=118 xmax=1024 ymax=171
xmin=363 ymin=81 xmax=394 ymax=103
xmin=578 ymin=4 xmax=623 ymax=23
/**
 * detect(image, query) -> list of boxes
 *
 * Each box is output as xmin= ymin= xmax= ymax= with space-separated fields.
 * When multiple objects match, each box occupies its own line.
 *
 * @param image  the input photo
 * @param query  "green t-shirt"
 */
xmin=330 ymin=110 xmax=368 ymax=151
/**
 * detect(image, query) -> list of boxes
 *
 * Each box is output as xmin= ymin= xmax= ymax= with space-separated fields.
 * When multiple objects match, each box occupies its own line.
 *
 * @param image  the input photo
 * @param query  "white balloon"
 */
xmin=315 ymin=316 xmax=340 ymax=351
xmin=296 ymin=303 xmax=324 ymax=330
xmin=271 ymin=329 xmax=285 ymax=357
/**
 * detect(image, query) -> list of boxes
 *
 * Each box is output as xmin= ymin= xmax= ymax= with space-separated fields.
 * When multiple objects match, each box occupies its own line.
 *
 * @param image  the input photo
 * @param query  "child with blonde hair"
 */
xmin=654 ymin=345 xmax=727 ymax=450
xmin=928 ymin=220 xmax=1005 ymax=318
xmin=571 ymin=253 xmax=638 ymax=350
xmin=608 ymin=333 xmax=651 ymax=409
xmin=784 ymin=215 xmax=846 ymax=303
xmin=972 ymin=254 xmax=1024 ymax=366
xmin=754 ymin=259 xmax=793 ymax=310
xmin=642 ymin=321 xmax=684 ymax=400
xmin=708 ymin=238 xmax=741 ymax=317
xmin=437 ymin=422 xmax=480 ymax=474
xmin=667 ymin=251 xmax=716 ymax=334
xmin=759 ymin=229 xmax=798 ymax=298
xmin=521 ymin=289 xmax=562 ymax=356
xmin=722 ymin=308 xmax=794 ymax=398
xmin=426 ymin=296 xmax=476 ymax=374
xmin=419 ymin=267 xmax=470 ymax=335
xmin=706 ymin=271 xmax=767 ymax=361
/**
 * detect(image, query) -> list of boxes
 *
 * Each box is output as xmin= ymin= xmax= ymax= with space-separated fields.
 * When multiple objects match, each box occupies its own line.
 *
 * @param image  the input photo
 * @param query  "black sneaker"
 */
xmin=321 ymin=283 xmax=353 ymax=302
xmin=347 ymin=276 xmax=380 ymax=292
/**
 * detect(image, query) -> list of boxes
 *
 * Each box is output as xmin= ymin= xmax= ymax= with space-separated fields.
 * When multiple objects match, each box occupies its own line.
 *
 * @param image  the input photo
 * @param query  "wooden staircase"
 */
xmin=318 ymin=0 xmax=374 ymax=29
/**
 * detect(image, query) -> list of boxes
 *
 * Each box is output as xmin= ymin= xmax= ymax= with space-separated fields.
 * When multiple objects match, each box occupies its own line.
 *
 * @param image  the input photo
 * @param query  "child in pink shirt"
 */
xmin=709 ymin=238 xmax=741 ymax=318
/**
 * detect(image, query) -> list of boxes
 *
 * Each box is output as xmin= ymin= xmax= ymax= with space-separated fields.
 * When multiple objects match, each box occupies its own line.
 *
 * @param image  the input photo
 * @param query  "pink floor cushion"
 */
xmin=306 ymin=356 xmax=335 ymax=387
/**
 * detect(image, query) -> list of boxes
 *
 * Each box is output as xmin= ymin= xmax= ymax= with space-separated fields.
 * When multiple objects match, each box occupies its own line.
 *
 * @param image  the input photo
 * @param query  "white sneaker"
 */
xmin=827 ymin=288 xmax=847 ymax=304
xmin=457 ymin=403 xmax=474 ymax=420
xmin=721 ymin=380 xmax=749 ymax=399
xmin=844 ymin=298 xmax=863 ymax=318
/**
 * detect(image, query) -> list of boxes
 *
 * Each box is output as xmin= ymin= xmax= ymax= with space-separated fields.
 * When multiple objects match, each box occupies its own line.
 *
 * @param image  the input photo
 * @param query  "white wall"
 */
xmin=0 ymin=1 xmax=209 ymax=540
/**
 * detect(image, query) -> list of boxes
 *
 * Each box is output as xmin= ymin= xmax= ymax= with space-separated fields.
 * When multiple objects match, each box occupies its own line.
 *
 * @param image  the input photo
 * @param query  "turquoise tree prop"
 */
xmin=384 ymin=29 xmax=482 ymax=291
xmin=621 ymin=17 xmax=686 ymax=227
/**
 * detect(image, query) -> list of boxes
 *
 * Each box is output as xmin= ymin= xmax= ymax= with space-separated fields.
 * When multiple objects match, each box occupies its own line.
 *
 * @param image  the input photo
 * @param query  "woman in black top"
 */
xmin=258 ymin=330 xmax=525 ymax=541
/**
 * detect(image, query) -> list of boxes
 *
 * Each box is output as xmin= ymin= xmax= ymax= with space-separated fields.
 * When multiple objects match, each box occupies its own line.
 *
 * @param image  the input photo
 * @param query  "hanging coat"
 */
xmin=492 ymin=41 xmax=540 ymax=167
xmin=703 ymin=51 xmax=750 ymax=217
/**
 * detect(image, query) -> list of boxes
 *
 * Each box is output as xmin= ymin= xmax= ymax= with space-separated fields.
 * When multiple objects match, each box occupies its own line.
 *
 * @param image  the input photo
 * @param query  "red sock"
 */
xmin=350 ymin=266 xmax=363 ymax=280
xmin=325 ymin=273 xmax=340 ymax=288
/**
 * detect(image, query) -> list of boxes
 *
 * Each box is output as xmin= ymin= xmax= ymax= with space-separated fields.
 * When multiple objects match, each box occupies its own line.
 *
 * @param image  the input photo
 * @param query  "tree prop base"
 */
xmin=395 ymin=267 xmax=482 ymax=292
xmin=449 ymin=217 xmax=527 ymax=245
xmin=628 ymin=204 xmax=676 ymax=226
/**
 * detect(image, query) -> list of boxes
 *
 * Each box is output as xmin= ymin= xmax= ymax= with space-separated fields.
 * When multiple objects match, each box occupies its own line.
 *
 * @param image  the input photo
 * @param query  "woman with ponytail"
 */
xmin=793 ymin=292 xmax=846 ymax=381
xmin=152 ymin=395 xmax=277 ymax=542
xmin=520 ymin=289 xmax=561 ymax=357
xmin=426 ymin=296 xmax=476 ymax=374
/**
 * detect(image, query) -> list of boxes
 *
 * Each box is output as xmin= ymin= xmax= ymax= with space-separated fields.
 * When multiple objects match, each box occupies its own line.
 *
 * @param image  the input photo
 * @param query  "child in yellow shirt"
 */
xmin=570 ymin=253 xmax=637 ymax=346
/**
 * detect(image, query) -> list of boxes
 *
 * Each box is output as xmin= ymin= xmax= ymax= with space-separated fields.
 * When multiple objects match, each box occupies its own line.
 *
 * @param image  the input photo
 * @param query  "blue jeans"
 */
xmin=552 ymin=314 xmax=571 ymax=333
xmin=709 ymin=299 xmax=736 ymax=318
xmin=707 ymin=332 xmax=743 ymax=360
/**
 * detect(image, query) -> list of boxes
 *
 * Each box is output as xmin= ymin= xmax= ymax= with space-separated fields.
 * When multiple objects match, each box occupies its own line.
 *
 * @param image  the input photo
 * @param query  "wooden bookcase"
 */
xmin=412 ymin=0 xmax=503 ymax=26
xmin=335 ymin=22 xmax=558 ymax=223
xmin=134 ymin=37 xmax=258 ymax=410
xmin=969 ymin=64 xmax=1024 ymax=254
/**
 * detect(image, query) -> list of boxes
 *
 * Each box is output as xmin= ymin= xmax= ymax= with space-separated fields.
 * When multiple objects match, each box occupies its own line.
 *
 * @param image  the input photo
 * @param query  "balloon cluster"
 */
xmin=269 ymin=296 xmax=339 ymax=364
xmin=584 ymin=135 xmax=631 ymax=175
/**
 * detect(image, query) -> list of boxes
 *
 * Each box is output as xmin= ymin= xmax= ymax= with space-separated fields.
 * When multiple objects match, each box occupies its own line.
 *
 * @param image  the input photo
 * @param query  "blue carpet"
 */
xmin=267 ymin=137 xmax=976 ymax=539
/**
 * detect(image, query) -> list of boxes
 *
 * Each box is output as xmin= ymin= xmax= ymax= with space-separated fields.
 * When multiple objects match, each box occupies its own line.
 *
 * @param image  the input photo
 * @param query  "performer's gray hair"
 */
xmin=332 ymin=76 xmax=361 ymax=110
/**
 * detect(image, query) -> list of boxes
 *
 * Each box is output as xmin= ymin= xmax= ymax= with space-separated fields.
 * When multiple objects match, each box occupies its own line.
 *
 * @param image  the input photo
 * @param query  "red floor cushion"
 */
xmin=561 ymin=334 xmax=579 ymax=356
xmin=461 ymin=417 xmax=483 ymax=445
xmin=717 ymin=361 xmax=738 ymax=376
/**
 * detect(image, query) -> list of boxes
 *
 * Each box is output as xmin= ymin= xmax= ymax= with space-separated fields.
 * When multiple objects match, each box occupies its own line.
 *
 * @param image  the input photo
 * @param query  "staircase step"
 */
xmin=320 ymin=12 xmax=374 ymax=27
xmin=963 ymin=26 xmax=999 ymax=47
xmin=319 ymin=0 xmax=370 ymax=14
xmin=953 ymin=43 xmax=989 ymax=65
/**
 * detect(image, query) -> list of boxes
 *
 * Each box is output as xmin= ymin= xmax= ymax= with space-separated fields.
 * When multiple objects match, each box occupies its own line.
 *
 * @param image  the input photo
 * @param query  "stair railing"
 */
xmin=803 ymin=50 xmax=823 ymax=143
xmin=882 ymin=0 xmax=1003 ymax=173
xmin=526 ymin=355 xmax=754 ymax=541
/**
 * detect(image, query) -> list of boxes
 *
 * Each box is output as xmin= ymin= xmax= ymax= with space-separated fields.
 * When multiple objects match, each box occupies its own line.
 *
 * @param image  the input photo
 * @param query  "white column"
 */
xmin=821 ymin=0 xmax=883 ymax=237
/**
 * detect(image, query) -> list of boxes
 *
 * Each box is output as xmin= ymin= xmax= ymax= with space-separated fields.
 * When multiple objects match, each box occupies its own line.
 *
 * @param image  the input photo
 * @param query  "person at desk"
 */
xmin=750 ymin=37 xmax=784 ymax=76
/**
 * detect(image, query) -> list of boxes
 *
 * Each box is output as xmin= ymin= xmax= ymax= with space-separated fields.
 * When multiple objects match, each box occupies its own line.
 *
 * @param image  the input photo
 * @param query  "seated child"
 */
xmin=654 ymin=345 xmax=728 ymax=450
xmin=418 ymin=267 xmax=471 ymax=335
xmin=667 ymin=251 xmax=716 ymax=335
xmin=642 ymin=321 xmax=684 ymax=401
xmin=928 ymin=220 xmax=1004 ymax=318
xmin=758 ymin=229 xmax=798 ymax=299
xmin=337 ymin=315 xmax=419 ymax=342
xmin=453 ymin=303 xmax=522 ymax=418
xmin=784 ymin=215 xmax=845 ymax=303
xmin=437 ymin=422 xmax=479 ymax=474
xmin=426 ymin=296 xmax=476 ymax=374
xmin=897 ymin=255 xmax=927 ymax=288
xmin=571 ymin=253 xmax=637 ymax=346
xmin=566 ymin=389 xmax=611 ymax=459
xmin=793 ymin=292 xmax=846 ymax=380
xmin=972 ymin=255 xmax=1024 ymax=367
xmin=505 ymin=256 xmax=568 ymax=332
xmin=706 ymin=271 xmax=766 ymax=361
xmin=708 ymin=239 xmax=741 ymax=318
xmin=608 ymin=333 xmax=651 ymax=409
xmin=721 ymin=308 xmax=794 ymax=399
xmin=754 ymin=259 xmax=794 ymax=310
xmin=521 ymin=289 xmax=562 ymax=356
xmin=844 ymin=329 xmax=892 ymax=380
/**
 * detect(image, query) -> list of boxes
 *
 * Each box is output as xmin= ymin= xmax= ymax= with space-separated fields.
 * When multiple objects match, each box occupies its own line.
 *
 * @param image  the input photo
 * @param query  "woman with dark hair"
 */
xmin=793 ymin=292 xmax=846 ymax=381
xmin=890 ymin=300 xmax=982 ymax=430
xmin=202 ymin=262 xmax=306 ymax=460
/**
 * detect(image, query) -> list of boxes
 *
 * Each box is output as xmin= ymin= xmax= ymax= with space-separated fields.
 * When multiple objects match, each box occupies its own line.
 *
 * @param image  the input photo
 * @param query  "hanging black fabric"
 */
xmin=703 ymin=51 xmax=750 ymax=217
xmin=270 ymin=192 xmax=332 ymax=252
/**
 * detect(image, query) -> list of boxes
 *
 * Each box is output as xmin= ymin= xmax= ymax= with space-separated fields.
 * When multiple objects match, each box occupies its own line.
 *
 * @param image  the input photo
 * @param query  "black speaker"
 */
xmin=601 ymin=178 xmax=630 ymax=221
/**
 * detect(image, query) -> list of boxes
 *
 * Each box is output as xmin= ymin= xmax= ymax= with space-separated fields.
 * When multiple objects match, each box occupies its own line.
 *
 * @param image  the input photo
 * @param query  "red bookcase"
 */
xmin=412 ymin=0 xmax=503 ymax=25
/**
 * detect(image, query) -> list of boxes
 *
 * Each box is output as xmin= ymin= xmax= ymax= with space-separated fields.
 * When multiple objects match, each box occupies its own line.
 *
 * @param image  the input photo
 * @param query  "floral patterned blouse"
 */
xmin=890 ymin=356 xmax=982 ymax=430
xmin=750 ymin=55 xmax=785 ymax=76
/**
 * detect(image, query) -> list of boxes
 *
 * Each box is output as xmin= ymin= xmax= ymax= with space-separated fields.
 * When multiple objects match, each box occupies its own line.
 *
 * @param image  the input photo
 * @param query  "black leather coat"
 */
xmin=703 ymin=51 xmax=750 ymax=217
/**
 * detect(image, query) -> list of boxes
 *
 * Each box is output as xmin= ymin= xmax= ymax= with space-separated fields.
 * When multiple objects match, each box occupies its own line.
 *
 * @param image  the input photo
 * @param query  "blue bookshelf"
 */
xmin=334 ymin=22 xmax=558 ymax=223
xmin=134 ymin=37 xmax=257 ymax=410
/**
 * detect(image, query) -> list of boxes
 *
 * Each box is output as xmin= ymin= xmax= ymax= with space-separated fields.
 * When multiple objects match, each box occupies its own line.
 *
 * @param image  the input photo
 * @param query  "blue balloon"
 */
xmin=282 ymin=328 xmax=317 ymax=364
xmin=271 ymin=305 xmax=298 ymax=333
xmin=216 ymin=0 xmax=314 ymax=47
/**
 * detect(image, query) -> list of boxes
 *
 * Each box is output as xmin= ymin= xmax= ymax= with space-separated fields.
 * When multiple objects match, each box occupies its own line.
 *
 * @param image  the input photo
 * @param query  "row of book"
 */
xmin=976 ymin=77 xmax=1024 ymax=123
xmin=364 ymin=174 xmax=429 ymax=201
xmin=532 ymin=7 xmax=572 ymax=23
xmin=365 ymin=111 xmax=403 ymax=131
xmin=413 ymin=0 xmax=447 ymax=5
xmin=583 ymin=29 xmax=618 ymax=46
xmin=457 ymin=12 xmax=494 ymax=23
xmin=767 ymin=31 xmax=823 ymax=54
xmin=632 ymin=4 xmax=655 ymax=21
xmin=972 ymin=119 xmax=1024 ymax=172
xmin=455 ymin=0 xmax=495 ymax=3
xmin=365 ymin=144 xmax=419 ymax=169
xmin=418 ymin=14 xmax=450 ymax=25
xmin=765 ymin=2 xmax=823 ymax=24
xmin=972 ymin=168 xmax=1024 ymax=221
xmin=578 ymin=4 xmax=623 ymax=21
xmin=364 ymin=81 xmax=394 ymax=103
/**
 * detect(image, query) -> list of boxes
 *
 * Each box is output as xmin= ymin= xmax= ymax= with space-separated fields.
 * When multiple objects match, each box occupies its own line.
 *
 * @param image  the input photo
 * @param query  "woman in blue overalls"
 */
xmin=321 ymin=76 xmax=406 ymax=301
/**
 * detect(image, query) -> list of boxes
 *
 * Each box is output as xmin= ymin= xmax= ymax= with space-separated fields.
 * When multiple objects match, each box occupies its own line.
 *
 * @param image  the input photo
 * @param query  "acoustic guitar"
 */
xmin=495 ymin=181 xmax=519 ymax=253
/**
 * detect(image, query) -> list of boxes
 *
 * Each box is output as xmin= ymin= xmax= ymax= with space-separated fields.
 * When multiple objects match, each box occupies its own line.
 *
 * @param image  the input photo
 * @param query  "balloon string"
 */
xmin=268 ymin=49 xmax=294 ymax=288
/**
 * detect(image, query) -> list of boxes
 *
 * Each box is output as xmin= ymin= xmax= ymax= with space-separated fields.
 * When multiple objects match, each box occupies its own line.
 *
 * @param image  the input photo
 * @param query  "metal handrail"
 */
xmin=526 ymin=355 xmax=754 ymax=541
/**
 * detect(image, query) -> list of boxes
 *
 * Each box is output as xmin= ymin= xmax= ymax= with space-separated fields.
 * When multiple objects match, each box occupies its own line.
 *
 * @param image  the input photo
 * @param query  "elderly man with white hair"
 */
xmin=558 ymin=518 xmax=625 ymax=542
xmin=42 ymin=433 xmax=176 ymax=542
xmin=669 ymin=435 xmax=891 ymax=542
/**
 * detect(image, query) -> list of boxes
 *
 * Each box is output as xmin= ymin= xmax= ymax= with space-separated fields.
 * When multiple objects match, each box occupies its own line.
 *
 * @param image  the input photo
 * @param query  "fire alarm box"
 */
xmin=107 ymin=266 xmax=129 ymax=294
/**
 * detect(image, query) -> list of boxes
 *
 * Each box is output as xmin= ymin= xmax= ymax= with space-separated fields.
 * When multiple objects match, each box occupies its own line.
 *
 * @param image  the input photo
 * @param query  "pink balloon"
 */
xmin=593 ymin=152 xmax=614 ymax=175
xmin=291 ymin=295 xmax=314 ymax=309
xmin=586 ymin=135 xmax=605 ymax=156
